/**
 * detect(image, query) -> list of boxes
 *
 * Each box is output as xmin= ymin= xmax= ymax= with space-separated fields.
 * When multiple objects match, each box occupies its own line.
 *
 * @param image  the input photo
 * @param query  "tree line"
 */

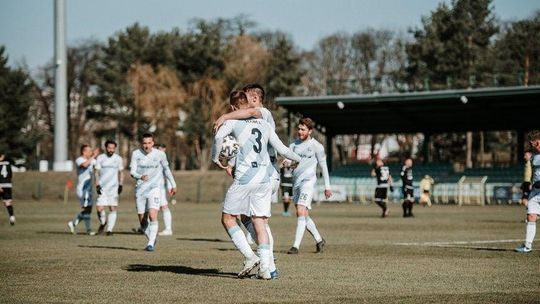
xmin=1 ymin=0 xmax=539 ymax=169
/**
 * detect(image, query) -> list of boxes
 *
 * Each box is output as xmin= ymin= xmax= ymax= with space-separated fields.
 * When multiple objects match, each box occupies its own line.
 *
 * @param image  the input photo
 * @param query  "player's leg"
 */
xmin=144 ymin=190 xmax=162 ymax=251
xmin=96 ymin=206 xmax=107 ymax=234
xmin=282 ymin=190 xmax=291 ymax=216
xmin=407 ymin=190 xmax=414 ymax=216
xmin=134 ymin=195 xmax=148 ymax=234
xmin=252 ymin=216 xmax=271 ymax=279
xmin=516 ymin=195 xmax=540 ymax=252
xmin=3 ymin=188 xmax=15 ymax=225
xmin=106 ymin=199 xmax=118 ymax=235
xmin=158 ymin=189 xmax=172 ymax=236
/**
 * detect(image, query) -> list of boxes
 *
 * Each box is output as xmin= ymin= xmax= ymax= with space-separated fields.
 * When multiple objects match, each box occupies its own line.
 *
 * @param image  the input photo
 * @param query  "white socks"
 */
xmin=293 ymin=216 xmax=307 ymax=249
xmin=228 ymin=226 xmax=255 ymax=259
xmin=147 ymin=221 xmax=158 ymax=246
xmin=257 ymin=244 xmax=271 ymax=270
xmin=107 ymin=211 xmax=117 ymax=232
xmin=99 ymin=210 xmax=107 ymax=226
xmin=265 ymin=224 xmax=276 ymax=272
xmin=162 ymin=208 xmax=172 ymax=231
xmin=306 ymin=217 xmax=322 ymax=243
xmin=525 ymin=221 xmax=536 ymax=248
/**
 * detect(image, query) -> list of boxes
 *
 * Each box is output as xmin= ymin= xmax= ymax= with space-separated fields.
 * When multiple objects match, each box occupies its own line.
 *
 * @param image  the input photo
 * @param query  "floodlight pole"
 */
xmin=53 ymin=0 xmax=69 ymax=171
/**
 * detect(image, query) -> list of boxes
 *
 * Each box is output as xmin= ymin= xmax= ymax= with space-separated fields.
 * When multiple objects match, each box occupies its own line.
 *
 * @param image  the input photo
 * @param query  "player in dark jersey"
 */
xmin=400 ymin=158 xmax=414 ymax=217
xmin=0 ymin=153 xmax=15 ymax=225
xmin=371 ymin=159 xmax=393 ymax=217
xmin=280 ymin=160 xmax=294 ymax=216
xmin=522 ymin=151 xmax=532 ymax=205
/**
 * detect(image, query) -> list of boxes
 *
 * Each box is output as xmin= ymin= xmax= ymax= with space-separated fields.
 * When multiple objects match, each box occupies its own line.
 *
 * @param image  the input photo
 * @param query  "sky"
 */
xmin=1 ymin=0 xmax=538 ymax=72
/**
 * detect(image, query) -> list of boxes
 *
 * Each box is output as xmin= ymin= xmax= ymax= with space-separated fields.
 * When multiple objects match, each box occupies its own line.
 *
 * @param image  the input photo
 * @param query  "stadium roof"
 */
xmin=275 ymin=86 xmax=540 ymax=135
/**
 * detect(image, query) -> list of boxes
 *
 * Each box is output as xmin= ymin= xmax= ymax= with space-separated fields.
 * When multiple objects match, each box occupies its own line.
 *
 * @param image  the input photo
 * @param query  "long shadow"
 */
xmin=78 ymin=245 xmax=139 ymax=251
xmin=37 ymin=231 xmax=142 ymax=236
xmin=124 ymin=264 xmax=237 ymax=278
xmin=177 ymin=237 xmax=227 ymax=243
xmin=433 ymin=245 xmax=513 ymax=252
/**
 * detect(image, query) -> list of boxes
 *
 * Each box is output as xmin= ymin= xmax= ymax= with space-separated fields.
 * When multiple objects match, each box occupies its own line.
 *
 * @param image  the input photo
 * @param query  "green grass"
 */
xmin=0 ymin=200 xmax=538 ymax=303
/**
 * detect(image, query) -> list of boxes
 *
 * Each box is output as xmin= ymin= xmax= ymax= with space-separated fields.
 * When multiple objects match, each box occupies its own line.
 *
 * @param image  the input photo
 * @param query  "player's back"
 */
xmin=226 ymin=118 xmax=275 ymax=185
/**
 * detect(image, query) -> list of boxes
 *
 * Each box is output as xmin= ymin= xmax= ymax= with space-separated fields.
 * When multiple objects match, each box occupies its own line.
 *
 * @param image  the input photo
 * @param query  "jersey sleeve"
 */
xmin=212 ymin=121 xmax=234 ymax=163
xmin=130 ymin=151 xmax=142 ymax=179
xmin=259 ymin=108 xmax=276 ymax=130
xmin=75 ymin=157 xmax=84 ymax=167
xmin=117 ymin=156 xmax=125 ymax=171
xmin=268 ymin=131 xmax=301 ymax=163
xmin=94 ymin=156 xmax=102 ymax=170
xmin=315 ymin=142 xmax=331 ymax=190
xmin=160 ymin=152 xmax=176 ymax=189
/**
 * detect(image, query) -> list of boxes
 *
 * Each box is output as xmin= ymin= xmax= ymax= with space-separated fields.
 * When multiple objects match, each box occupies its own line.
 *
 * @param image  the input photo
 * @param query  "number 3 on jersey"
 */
xmin=251 ymin=128 xmax=262 ymax=153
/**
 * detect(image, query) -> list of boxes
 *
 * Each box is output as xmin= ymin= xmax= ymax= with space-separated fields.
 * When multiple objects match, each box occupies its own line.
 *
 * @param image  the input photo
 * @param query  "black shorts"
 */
xmin=403 ymin=188 xmax=413 ymax=200
xmin=0 ymin=187 xmax=12 ymax=200
xmin=281 ymin=186 xmax=293 ymax=198
xmin=375 ymin=187 xmax=388 ymax=200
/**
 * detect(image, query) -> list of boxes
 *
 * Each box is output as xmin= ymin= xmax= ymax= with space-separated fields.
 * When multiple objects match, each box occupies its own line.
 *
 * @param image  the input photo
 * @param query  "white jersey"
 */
xmin=530 ymin=154 xmax=540 ymax=198
xmin=212 ymin=118 xmax=301 ymax=185
xmin=289 ymin=138 xmax=331 ymax=190
xmin=95 ymin=154 xmax=124 ymax=192
xmin=130 ymin=148 xmax=176 ymax=197
xmin=76 ymin=156 xmax=95 ymax=195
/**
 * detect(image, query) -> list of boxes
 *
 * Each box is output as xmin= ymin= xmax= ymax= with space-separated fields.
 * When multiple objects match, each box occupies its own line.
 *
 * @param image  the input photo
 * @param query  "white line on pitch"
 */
xmin=394 ymin=239 xmax=521 ymax=246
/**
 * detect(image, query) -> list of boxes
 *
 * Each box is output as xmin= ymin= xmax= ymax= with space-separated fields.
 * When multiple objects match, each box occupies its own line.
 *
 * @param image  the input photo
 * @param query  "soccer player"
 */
xmin=213 ymin=84 xmax=281 ymax=278
xmin=212 ymin=90 xmax=301 ymax=279
xmin=280 ymin=160 xmax=294 ymax=216
xmin=94 ymin=140 xmax=124 ymax=236
xmin=419 ymin=175 xmax=434 ymax=207
xmin=155 ymin=144 xmax=174 ymax=236
xmin=130 ymin=133 xmax=176 ymax=251
xmin=286 ymin=118 xmax=332 ymax=255
xmin=401 ymin=158 xmax=414 ymax=217
xmin=68 ymin=145 xmax=99 ymax=235
xmin=0 ymin=153 xmax=15 ymax=225
xmin=516 ymin=131 xmax=540 ymax=253
xmin=371 ymin=159 xmax=393 ymax=217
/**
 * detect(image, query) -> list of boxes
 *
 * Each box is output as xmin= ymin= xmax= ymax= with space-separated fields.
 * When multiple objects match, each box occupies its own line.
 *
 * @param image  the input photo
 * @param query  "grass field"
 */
xmin=0 ymin=200 xmax=539 ymax=303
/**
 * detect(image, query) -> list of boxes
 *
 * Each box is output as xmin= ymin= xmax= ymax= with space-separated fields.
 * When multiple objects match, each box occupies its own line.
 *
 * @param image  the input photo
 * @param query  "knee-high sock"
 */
xmin=107 ymin=211 xmax=117 ymax=232
xmin=292 ymin=216 xmax=307 ymax=249
xmin=147 ymin=220 xmax=158 ymax=246
xmin=82 ymin=213 xmax=91 ymax=232
xmin=375 ymin=200 xmax=387 ymax=211
xmin=283 ymin=202 xmax=290 ymax=213
xmin=257 ymin=244 xmax=271 ymax=270
xmin=98 ymin=210 xmax=107 ymax=225
xmin=162 ymin=208 xmax=172 ymax=231
xmin=305 ymin=217 xmax=322 ymax=243
xmin=227 ymin=225 xmax=255 ymax=259
xmin=6 ymin=205 xmax=14 ymax=216
xmin=525 ymin=221 xmax=536 ymax=248
xmin=402 ymin=202 xmax=407 ymax=216
xmin=265 ymin=224 xmax=276 ymax=272
xmin=408 ymin=201 xmax=414 ymax=215
xmin=73 ymin=213 xmax=82 ymax=226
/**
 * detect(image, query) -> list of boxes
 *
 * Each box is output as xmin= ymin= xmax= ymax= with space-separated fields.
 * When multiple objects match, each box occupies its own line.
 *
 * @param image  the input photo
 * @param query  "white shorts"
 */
xmin=271 ymin=178 xmax=280 ymax=204
xmin=527 ymin=192 xmax=540 ymax=215
xmin=136 ymin=188 xmax=162 ymax=214
xmin=293 ymin=179 xmax=316 ymax=210
xmin=160 ymin=189 xmax=168 ymax=207
xmin=223 ymin=182 xmax=272 ymax=217
xmin=96 ymin=191 xmax=118 ymax=207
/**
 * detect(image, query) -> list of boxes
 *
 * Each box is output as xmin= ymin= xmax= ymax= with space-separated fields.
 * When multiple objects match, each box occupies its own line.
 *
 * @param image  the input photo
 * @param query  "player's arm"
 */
xmin=213 ymin=108 xmax=262 ymax=133
xmin=94 ymin=160 xmax=103 ymax=194
xmin=117 ymin=159 xmax=125 ymax=194
xmin=211 ymin=122 xmax=234 ymax=169
xmin=160 ymin=154 xmax=177 ymax=195
xmin=268 ymin=131 xmax=301 ymax=163
xmin=315 ymin=144 xmax=332 ymax=197
xmin=130 ymin=152 xmax=142 ymax=180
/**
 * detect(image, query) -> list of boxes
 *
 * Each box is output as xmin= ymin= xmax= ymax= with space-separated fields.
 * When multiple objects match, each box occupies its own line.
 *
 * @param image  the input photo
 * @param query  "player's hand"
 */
xmin=92 ymin=148 xmax=100 ymax=158
xmin=522 ymin=198 xmax=528 ymax=207
xmin=225 ymin=166 xmax=233 ymax=177
xmin=324 ymin=189 xmax=332 ymax=199
xmin=169 ymin=188 xmax=177 ymax=196
xmin=213 ymin=116 xmax=226 ymax=134
xmin=118 ymin=185 xmax=123 ymax=194
xmin=141 ymin=175 xmax=149 ymax=181
xmin=390 ymin=186 xmax=394 ymax=192
xmin=96 ymin=185 xmax=102 ymax=195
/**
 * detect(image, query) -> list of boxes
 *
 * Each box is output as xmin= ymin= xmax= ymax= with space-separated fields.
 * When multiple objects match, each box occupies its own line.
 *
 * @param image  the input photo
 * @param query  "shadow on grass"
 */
xmin=177 ymin=237 xmax=227 ymax=243
xmin=37 ymin=231 xmax=76 ymax=235
xmin=78 ymin=245 xmax=139 ymax=251
xmin=433 ymin=245 xmax=514 ymax=252
xmin=124 ymin=264 xmax=237 ymax=278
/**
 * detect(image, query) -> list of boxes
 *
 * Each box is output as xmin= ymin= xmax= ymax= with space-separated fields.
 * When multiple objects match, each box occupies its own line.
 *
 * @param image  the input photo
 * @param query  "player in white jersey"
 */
xmin=130 ymin=133 xmax=177 ymax=251
xmin=155 ymin=144 xmax=174 ymax=236
xmin=94 ymin=140 xmax=124 ymax=236
xmin=516 ymin=131 xmax=540 ymax=253
xmin=68 ymin=145 xmax=99 ymax=235
xmin=212 ymin=91 xmax=301 ymax=279
xmin=286 ymin=118 xmax=332 ymax=254
xmin=213 ymin=84 xmax=281 ymax=279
